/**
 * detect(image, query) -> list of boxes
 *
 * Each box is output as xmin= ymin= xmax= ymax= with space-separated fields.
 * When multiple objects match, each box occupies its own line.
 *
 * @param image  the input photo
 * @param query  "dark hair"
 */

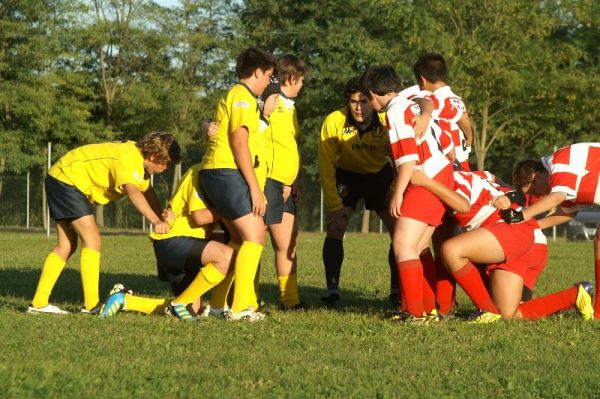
xmin=512 ymin=160 xmax=546 ymax=190
xmin=136 ymin=131 xmax=182 ymax=165
xmin=413 ymin=53 xmax=448 ymax=84
xmin=359 ymin=65 xmax=403 ymax=98
xmin=235 ymin=47 xmax=277 ymax=79
xmin=343 ymin=77 xmax=362 ymax=103
xmin=276 ymin=54 xmax=308 ymax=84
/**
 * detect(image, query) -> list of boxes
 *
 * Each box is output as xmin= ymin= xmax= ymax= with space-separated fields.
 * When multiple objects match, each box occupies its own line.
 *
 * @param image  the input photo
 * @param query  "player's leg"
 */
xmin=593 ymin=226 xmax=600 ymax=319
xmin=416 ymin=226 xmax=437 ymax=315
xmin=488 ymin=269 xmax=523 ymax=319
xmin=393 ymin=216 xmax=431 ymax=317
xmin=70 ymin=214 xmax=102 ymax=312
xmin=376 ymin=210 xmax=399 ymax=304
xmin=441 ymin=228 xmax=504 ymax=313
xmin=209 ymin=221 xmax=239 ymax=313
xmin=270 ymin=212 xmax=301 ymax=309
xmin=322 ymin=206 xmax=353 ymax=305
xmin=431 ymin=216 xmax=457 ymax=315
xmin=30 ymin=220 xmax=78 ymax=312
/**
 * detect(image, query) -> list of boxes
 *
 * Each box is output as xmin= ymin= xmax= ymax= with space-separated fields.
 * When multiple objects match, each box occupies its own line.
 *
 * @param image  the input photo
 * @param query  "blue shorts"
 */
xmin=264 ymin=178 xmax=296 ymax=225
xmin=199 ymin=169 xmax=252 ymax=221
xmin=45 ymin=175 xmax=94 ymax=221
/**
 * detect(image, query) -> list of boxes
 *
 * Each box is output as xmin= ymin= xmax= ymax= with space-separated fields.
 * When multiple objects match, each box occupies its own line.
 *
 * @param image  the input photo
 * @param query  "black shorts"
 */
xmin=264 ymin=178 xmax=296 ymax=225
xmin=45 ymin=175 xmax=94 ymax=221
xmin=199 ymin=169 xmax=252 ymax=221
xmin=335 ymin=164 xmax=394 ymax=211
xmin=153 ymin=236 xmax=209 ymax=296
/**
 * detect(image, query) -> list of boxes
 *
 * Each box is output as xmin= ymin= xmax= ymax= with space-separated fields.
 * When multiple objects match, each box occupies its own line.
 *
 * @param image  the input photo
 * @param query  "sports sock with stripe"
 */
xmin=452 ymin=261 xmax=499 ymax=313
xmin=31 ymin=252 xmax=66 ymax=308
xmin=173 ymin=263 xmax=226 ymax=306
xmin=279 ymin=273 xmax=300 ymax=308
xmin=80 ymin=247 xmax=100 ymax=311
xmin=231 ymin=241 xmax=263 ymax=313
xmin=420 ymin=249 xmax=436 ymax=314
xmin=518 ymin=286 xmax=577 ymax=320
xmin=397 ymin=259 xmax=424 ymax=317
xmin=323 ymin=237 xmax=343 ymax=291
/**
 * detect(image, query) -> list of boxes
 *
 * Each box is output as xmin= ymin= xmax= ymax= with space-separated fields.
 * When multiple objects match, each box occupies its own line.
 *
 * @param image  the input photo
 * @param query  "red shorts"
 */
xmin=482 ymin=219 xmax=538 ymax=262
xmin=401 ymin=165 xmax=454 ymax=227
xmin=487 ymin=243 xmax=548 ymax=288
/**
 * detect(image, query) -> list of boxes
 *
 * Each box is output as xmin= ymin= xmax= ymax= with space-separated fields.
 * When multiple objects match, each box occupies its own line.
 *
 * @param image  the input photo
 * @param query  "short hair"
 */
xmin=343 ymin=77 xmax=362 ymax=103
xmin=413 ymin=53 xmax=448 ymax=84
xmin=359 ymin=65 xmax=403 ymax=97
xmin=136 ymin=132 xmax=182 ymax=165
xmin=512 ymin=159 xmax=546 ymax=190
xmin=235 ymin=47 xmax=277 ymax=79
xmin=276 ymin=54 xmax=308 ymax=84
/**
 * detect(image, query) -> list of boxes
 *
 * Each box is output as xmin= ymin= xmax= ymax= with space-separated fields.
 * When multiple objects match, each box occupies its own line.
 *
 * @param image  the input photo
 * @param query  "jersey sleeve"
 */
xmin=113 ymin=149 xmax=148 ymax=193
xmin=229 ymin=92 xmax=257 ymax=135
xmin=439 ymin=97 xmax=467 ymax=123
xmin=318 ymin=116 xmax=343 ymax=212
xmin=549 ymin=167 xmax=578 ymax=200
xmin=386 ymin=103 xmax=420 ymax=168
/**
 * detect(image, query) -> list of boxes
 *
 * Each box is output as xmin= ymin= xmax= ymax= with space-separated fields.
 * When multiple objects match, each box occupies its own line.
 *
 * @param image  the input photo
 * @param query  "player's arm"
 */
xmin=457 ymin=112 xmax=473 ymax=147
xmin=410 ymin=170 xmax=470 ymax=213
xmin=230 ymin=126 xmax=265 ymax=217
xmin=389 ymin=161 xmax=415 ymax=218
xmin=536 ymin=209 xmax=575 ymax=229
xmin=191 ymin=207 xmax=221 ymax=226
xmin=523 ymin=192 xmax=566 ymax=219
xmin=411 ymin=97 xmax=433 ymax=138
xmin=123 ymin=184 xmax=170 ymax=233
xmin=318 ymin=119 xmax=343 ymax=212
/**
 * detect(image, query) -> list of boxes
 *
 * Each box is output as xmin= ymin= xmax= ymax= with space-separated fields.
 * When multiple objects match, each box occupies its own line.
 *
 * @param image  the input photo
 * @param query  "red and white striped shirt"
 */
xmin=431 ymin=86 xmax=470 ymax=170
xmin=453 ymin=171 xmax=508 ymax=230
xmin=542 ymin=143 xmax=600 ymax=213
xmin=385 ymin=94 xmax=451 ymax=179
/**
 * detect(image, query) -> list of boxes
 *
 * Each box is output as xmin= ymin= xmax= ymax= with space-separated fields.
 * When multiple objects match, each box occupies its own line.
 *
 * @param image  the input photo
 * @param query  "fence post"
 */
xmin=26 ymin=171 xmax=30 ymax=229
xmin=46 ymin=142 xmax=51 ymax=237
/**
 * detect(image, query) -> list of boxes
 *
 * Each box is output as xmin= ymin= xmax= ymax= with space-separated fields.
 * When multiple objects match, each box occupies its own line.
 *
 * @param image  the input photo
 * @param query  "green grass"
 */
xmin=1 ymin=231 xmax=600 ymax=398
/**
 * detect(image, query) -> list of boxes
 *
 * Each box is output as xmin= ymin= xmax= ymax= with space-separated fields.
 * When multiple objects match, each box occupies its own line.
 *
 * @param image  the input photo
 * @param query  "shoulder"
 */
xmin=322 ymin=108 xmax=348 ymax=127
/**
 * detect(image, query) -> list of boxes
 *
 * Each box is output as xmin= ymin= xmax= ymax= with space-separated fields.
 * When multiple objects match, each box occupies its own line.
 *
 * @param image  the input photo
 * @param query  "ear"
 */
xmin=254 ymin=68 xmax=264 ymax=79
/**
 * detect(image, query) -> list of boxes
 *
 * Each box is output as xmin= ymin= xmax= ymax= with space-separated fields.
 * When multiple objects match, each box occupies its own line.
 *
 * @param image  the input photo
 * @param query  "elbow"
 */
xmin=456 ymin=200 xmax=471 ymax=214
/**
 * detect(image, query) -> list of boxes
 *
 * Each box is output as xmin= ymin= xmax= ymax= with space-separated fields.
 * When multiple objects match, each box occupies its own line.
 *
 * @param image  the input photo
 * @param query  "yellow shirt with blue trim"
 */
xmin=150 ymin=163 xmax=215 ymax=241
xmin=318 ymin=108 xmax=390 ymax=212
xmin=49 ymin=141 xmax=150 ymax=205
xmin=266 ymin=96 xmax=300 ymax=186
xmin=201 ymin=83 xmax=262 ymax=170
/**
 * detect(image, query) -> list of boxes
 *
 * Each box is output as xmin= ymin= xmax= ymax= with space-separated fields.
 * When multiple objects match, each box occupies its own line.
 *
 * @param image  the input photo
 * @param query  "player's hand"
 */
xmin=389 ymin=192 xmax=403 ymax=219
xmin=505 ymin=190 xmax=527 ymax=206
xmin=282 ymin=185 xmax=292 ymax=202
xmin=153 ymin=220 xmax=171 ymax=234
xmin=410 ymin=170 xmax=427 ymax=187
xmin=491 ymin=195 xmax=511 ymax=210
xmin=201 ymin=120 xmax=219 ymax=137
xmin=326 ymin=209 xmax=349 ymax=236
xmin=411 ymin=113 xmax=431 ymax=138
xmin=500 ymin=208 xmax=524 ymax=224
xmin=250 ymin=187 xmax=266 ymax=217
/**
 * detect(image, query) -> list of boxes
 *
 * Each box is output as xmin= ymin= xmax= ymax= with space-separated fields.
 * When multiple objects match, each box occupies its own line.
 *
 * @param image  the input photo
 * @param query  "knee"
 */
xmin=440 ymin=241 xmax=460 ymax=267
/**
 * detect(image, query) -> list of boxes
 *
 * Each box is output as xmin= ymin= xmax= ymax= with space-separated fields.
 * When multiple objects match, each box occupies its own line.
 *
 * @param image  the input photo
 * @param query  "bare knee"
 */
xmin=440 ymin=241 xmax=463 ymax=272
xmin=213 ymin=245 xmax=234 ymax=274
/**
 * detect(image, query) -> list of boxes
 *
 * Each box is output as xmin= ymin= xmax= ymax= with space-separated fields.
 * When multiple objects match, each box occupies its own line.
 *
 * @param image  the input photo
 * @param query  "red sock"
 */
xmin=397 ymin=259 xmax=423 ymax=316
xmin=420 ymin=250 xmax=436 ymax=314
xmin=594 ymin=260 xmax=600 ymax=319
xmin=518 ymin=286 xmax=577 ymax=320
xmin=435 ymin=257 xmax=455 ymax=314
xmin=452 ymin=261 xmax=499 ymax=313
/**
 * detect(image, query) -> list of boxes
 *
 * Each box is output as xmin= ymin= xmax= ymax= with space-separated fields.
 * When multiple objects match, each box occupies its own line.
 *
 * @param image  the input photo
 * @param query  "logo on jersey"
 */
xmin=352 ymin=143 xmax=377 ymax=151
xmin=234 ymin=100 xmax=250 ymax=109
xmin=342 ymin=127 xmax=354 ymax=135
xmin=450 ymin=98 xmax=466 ymax=112
xmin=371 ymin=127 xmax=385 ymax=137
xmin=133 ymin=170 xmax=142 ymax=182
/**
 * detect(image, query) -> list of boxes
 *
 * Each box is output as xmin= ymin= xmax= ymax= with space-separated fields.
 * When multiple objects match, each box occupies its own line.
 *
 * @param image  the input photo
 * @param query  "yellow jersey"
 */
xmin=266 ymin=96 xmax=300 ymax=186
xmin=150 ymin=163 xmax=215 ymax=241
xmin=49 ymin=141 xmax=150 ymax=205
xmin=201 ymin=83 xmax=262 ymax=170
xmin=318 ymin=108 xmax=390 ymax=212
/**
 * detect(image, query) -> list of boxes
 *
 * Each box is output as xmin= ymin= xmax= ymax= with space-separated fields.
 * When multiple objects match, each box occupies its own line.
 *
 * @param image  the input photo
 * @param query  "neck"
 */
xmin=280 ymin=86 xmax=294 ymax=99
xmin=239 ymin=78 xmax=258 ymax=96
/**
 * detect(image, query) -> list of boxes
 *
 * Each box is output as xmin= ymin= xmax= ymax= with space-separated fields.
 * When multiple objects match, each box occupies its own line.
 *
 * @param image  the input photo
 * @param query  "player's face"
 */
xmin=529 ymin=171 xmax=551 ymax=196
xmin=262 ymin=93 xmax=279 ymax=117
xmin=256 ymin=68 xmax=274 ymax=96
xmin=144 ymin=157 xmax=169 ymax=175
xmin=347 ymin=92 xmax=373 ymax=123
xmin=285 ymin=76 xmax=305 ymax=98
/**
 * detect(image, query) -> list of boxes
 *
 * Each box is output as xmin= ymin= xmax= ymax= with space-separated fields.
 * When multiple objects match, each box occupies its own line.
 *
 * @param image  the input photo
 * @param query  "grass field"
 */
xmin=1 ymin=230 xmax=600 ymax=398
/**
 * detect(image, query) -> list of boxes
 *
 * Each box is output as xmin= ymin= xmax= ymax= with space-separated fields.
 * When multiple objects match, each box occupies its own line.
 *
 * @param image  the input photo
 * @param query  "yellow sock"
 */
xmin=279 ymin=273 xmax=300 ymax=308
xmin=253 ymin=262 xmax=262 ymax=309
xmin=124 ymin=294 xmax=168 ymax=315
xmin=209 ymin=242 xmax=239 ymax=309
xmin=31 ymin=252 xmax=66 ymax=308
xmin=80 ymin=247 xmax=100 ymax=310
xmin=231 ymin=241 xmax=263 ymax=313
xmin=173 ymin=263 xmax=226 ymax=305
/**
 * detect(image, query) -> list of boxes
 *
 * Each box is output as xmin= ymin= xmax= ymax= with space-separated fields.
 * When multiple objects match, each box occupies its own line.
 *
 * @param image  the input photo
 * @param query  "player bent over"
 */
xmin=359 ymin=65 xmax=454 ymax=323
xmin=99 ymin=164 xmax=234 ymax=321
xmin=28 ymin=132 xmax=180 ymax=315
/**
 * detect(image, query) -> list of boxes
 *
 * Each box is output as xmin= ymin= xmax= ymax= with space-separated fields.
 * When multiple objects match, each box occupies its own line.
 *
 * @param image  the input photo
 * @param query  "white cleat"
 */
xmin=27 ymin=304 xmax=70 ymax=315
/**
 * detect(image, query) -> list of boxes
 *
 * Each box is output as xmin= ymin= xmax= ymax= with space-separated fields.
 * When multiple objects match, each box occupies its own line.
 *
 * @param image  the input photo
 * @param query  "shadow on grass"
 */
xmin=1 ymin=267 xmax=395 ymax=313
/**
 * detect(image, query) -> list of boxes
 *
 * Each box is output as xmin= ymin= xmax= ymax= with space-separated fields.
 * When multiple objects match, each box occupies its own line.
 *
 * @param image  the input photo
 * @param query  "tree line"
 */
xmin=1 ymin=0 xmax=598 ymax=230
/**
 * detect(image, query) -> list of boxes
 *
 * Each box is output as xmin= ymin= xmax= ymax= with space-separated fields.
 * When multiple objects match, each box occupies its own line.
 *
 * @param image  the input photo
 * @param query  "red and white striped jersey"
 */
xmin=431 ymin=86 xmax=470 ymax=169
xmin=452 ymin=171 xmax=508 ymax=230
xmin=385 ymin=94 xmax=451 ymax=179
xmin=542 ymin=143 xmax=600 ymax=213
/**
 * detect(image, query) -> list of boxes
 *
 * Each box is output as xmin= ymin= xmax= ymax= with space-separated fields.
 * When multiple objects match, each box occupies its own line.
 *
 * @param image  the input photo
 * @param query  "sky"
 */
xmin=154 ymin=0 xmax=178 ymax=8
